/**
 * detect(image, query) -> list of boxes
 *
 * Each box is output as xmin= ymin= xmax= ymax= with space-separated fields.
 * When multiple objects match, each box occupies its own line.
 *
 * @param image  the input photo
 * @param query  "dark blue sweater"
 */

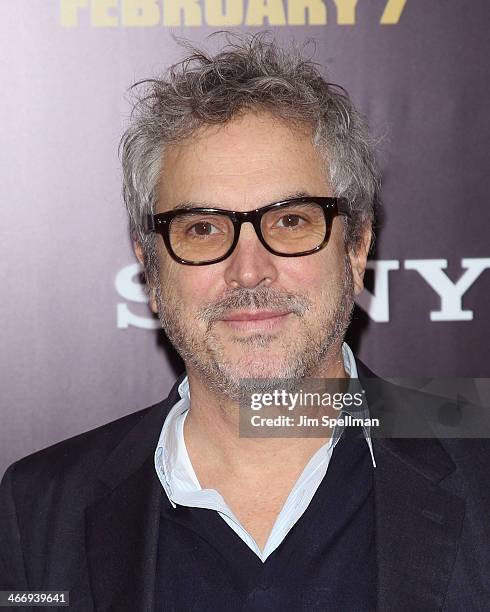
xmin=154 ymin=430 xmax=376 ymax=611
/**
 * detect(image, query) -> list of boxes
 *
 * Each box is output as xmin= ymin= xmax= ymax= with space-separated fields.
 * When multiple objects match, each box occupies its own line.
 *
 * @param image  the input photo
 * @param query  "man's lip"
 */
xmin=219 ymin=310 xmax=291 ymax=322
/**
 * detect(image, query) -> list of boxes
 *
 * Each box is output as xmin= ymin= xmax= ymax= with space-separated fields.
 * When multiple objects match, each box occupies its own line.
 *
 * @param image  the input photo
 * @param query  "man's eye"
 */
xmin=187 ymin=221 xmax=221 ymax=236
xmin=274 ymin=214 xmax=307 ymax=229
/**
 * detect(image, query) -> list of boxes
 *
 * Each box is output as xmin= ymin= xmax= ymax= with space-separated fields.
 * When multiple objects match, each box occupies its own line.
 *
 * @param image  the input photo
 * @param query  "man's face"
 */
xmin=142 ymin=111 xmax=369 ymax=398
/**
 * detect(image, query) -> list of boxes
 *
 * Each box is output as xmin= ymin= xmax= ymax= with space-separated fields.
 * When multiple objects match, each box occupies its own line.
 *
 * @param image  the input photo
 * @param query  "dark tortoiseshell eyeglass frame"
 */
xmin=144 ymin=196 xmax=350 ymax=266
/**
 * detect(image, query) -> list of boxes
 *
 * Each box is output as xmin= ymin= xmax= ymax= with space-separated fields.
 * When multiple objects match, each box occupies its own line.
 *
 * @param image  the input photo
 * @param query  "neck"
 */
xmin=183 ymin=346 xmax=348 ymax=480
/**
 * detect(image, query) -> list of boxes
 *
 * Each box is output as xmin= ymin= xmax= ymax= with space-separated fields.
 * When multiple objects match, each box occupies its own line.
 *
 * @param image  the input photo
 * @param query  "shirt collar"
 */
xmin=338 ymin=342 xmax=376 ymax=466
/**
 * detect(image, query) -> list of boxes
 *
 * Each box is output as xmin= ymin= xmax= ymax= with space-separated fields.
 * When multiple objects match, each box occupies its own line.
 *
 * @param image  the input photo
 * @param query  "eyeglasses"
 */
xmin=145 ymin=196 xmax=349 ymax=266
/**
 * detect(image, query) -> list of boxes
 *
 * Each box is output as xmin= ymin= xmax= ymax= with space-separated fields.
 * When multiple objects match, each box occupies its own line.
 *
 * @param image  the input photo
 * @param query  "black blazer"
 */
xmin=1 ymin=361 xmax=489 ymax=611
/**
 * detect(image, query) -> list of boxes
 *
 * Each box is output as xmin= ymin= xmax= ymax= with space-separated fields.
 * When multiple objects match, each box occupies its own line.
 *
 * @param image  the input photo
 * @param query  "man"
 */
xmin=1 ymin=34 xmax=489 ymax=611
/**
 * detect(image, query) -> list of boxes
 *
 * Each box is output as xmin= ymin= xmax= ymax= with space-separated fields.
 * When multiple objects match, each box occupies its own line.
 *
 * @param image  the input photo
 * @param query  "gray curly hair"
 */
xmin=120 ymin=32 xmax=379 ymax=281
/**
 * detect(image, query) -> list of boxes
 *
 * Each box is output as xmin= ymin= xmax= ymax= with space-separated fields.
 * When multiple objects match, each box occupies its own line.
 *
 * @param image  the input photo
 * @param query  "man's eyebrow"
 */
xmin=170 ymin=202 xmax=209 ymax=211
xmin=281 ymin=191 xmax=312 ymax=200
xmin=169 ymin=191 xmax=313 ymax=211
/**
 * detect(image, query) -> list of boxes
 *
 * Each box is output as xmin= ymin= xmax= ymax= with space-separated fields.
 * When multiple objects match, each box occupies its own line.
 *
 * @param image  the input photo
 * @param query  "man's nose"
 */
xmin=223 ymin=222 xmax=279 ymax=289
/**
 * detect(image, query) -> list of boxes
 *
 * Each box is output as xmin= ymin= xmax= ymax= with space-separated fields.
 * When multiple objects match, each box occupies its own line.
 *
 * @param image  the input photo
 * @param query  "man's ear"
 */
xmin=348 ymin=226 xmax=372 ymax=296
xmin=134 ymin=241 xmax=159 ymax=315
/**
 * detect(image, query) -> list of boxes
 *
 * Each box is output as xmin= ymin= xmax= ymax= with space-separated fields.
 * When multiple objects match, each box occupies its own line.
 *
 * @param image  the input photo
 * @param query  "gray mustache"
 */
xmin=198 ymin=287 xmax=311 ymax=322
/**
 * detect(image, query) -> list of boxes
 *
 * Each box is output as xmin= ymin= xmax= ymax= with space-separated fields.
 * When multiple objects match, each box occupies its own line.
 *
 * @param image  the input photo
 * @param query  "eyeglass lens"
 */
xmin=168 ymin=201 xmax=328 ymax=263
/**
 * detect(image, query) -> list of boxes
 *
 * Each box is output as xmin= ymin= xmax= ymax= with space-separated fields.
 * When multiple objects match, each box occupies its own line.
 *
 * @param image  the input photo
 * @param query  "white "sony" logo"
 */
xmin=115 ymin=258 xmax=490 ymax=329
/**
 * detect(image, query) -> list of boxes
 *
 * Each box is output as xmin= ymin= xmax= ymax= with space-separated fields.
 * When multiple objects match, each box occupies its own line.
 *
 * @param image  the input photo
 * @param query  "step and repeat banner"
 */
xmin=1 ymin=0 xmax=489 ymax=474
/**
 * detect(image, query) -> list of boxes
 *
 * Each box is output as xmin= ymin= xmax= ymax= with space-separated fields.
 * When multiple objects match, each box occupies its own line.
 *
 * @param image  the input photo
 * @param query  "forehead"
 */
xmin=157 ymin=110 xmax=331 ymax=211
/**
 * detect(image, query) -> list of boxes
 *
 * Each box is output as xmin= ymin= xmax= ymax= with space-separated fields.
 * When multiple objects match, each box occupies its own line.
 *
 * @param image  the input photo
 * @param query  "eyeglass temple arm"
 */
xmin=336 ymin=198 xmax=350 ymax=216
xmin=145 ymin=215 xmax=156 ymax=232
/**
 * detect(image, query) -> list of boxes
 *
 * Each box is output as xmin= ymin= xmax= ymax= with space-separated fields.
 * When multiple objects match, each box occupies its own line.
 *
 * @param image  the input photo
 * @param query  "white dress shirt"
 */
xmin=154 ymin=342 xmax=376 ymax=562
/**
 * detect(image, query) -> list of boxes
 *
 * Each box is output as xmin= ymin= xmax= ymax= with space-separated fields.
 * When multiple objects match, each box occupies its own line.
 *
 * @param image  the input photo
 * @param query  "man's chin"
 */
xmin=203 ymin=362 xmax=296 ymax=401
xmin=216 ymin=329 xmax=280 ymax=348
xmin=215 ymin=353 xmax=302 ymax=383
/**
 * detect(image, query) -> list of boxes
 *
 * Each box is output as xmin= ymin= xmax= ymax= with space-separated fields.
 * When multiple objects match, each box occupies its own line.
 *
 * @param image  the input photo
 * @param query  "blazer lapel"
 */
xmin=85 ymin=376 xmax=184 ymax=611
xmin=85 ymin=455 xmax=161 ymax=611
xmin=373 ymin=437 xmax=465 ymax=612
xmin=357 ymin=360 xmax=466 ymax=611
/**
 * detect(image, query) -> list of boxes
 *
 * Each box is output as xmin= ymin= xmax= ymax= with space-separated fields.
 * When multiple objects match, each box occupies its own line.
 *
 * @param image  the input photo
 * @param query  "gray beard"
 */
xmin=155 ymin=253 xmax=355 ymax=401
